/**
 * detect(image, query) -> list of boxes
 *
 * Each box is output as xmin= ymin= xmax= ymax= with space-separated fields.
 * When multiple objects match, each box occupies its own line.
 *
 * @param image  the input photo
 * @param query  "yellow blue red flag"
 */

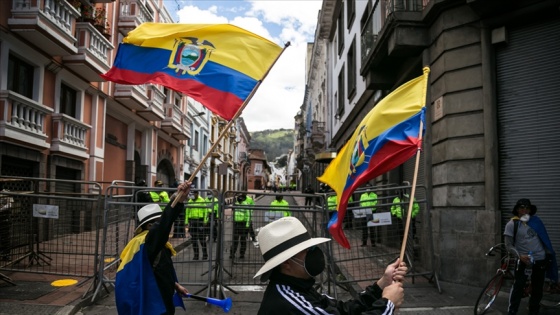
xmin=115 ymin=231 xmax=184 ymax=314
xmin=318 ymin=67 xmax=430 ymax=249
xmin=102 ymin=23 xmax=282 ymax=120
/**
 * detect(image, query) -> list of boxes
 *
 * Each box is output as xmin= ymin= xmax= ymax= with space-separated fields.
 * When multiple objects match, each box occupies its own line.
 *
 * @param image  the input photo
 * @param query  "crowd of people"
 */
xmin=118 ymin=180 xmax=557 ymax=315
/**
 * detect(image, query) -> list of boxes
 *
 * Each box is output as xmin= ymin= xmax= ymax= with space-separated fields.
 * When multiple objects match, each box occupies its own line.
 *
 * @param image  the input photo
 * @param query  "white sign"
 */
xmin=264 ymin=211 xmax=284 ymax=223
xmin=33 ymin=204 xmax=59 ymax=219
xmin=433 ymin=96 xmax=443 ymax=121
xmin=367 ymin=212 xmax=392 ymax=227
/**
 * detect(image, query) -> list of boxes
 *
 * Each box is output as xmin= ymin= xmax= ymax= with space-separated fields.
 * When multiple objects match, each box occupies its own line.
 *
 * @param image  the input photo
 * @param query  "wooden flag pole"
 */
xmin=171 ymin=42 xmax=291 ymax=207
xmin=398 ymin=120 xmax=424 ymax=263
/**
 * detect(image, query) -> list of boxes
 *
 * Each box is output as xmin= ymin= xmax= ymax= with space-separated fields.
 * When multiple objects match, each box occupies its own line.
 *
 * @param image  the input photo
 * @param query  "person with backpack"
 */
xmin=504 ymin=198 xmax=558 ymax=315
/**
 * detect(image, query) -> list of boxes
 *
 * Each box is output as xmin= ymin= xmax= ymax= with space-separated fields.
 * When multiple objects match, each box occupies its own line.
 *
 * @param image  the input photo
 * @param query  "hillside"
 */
xmin=250 ymin=129 xmax=293 ymax=162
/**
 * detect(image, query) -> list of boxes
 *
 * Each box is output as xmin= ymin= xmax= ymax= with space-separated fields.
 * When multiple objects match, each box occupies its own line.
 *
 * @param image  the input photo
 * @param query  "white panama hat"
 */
xmin=253 ymin=217 xmax=330 ymax=280
xmin=135 ymin=204 xmax=162 ymax=234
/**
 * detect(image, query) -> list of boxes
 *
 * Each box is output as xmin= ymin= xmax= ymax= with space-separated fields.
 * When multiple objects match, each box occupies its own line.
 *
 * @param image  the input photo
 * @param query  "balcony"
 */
xmin=360 ymin=0 xmax=427 ymax=89
xmin=310 ymin=121 xmax=326 ymax=150
xmin=0 ymin=90 xmax=54 ymax=149
xmin=211 ymin=145 xmax=222 ymax=158
xmin=118 ymin=0 xmax=154 ymax=36
xmin=174 ymin=112 xmax=190 ymax=141
xmin=162 ymin=104 xmax=189 ymax=140
xmin=226 ymin=153 xmax=234 ymax=166
xmin=50 ymin=113 xmax=91 ymax=159
xmin=8 ymin=0 xmax=79 ymax=56
xmin=114 ymin=83 xmax=149 ymax=111
xmin=62 ymin=22 xmax=113 ymax=82
xmin=136 ymin=85 xmax=165 ymax=121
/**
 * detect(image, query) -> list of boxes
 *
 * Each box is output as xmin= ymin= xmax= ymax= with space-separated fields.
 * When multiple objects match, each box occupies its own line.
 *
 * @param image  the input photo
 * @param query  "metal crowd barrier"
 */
xmin=0 ymin=176 xmax=102 ymax=282
xmin=1 ymin=177 xmax=439 ymax=301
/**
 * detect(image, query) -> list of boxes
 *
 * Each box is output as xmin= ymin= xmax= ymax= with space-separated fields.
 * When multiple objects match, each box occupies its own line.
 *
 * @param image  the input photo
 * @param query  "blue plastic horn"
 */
xmin=186 ymin=294 xmax=233 ymax=313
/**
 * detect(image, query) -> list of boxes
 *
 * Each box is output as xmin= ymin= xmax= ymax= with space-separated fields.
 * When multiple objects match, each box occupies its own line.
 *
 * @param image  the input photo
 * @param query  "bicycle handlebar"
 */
xmin=485 ymin=243 xmax=520 ymax=259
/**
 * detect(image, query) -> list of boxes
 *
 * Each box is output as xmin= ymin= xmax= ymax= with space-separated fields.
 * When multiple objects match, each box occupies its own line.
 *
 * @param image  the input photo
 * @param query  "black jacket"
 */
xmin=145 ymin=201 xmax=184 ymax=314
xmin=258 ymin=270 xmax=394 ymax=315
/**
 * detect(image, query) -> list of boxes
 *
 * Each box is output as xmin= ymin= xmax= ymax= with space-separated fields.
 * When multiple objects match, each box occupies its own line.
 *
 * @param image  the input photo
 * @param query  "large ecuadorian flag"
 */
xmin=102 ymin=23 xmax=283 ymax=120
xmin=115 ymin=231 xmax=183 ymax=315
xmin=318 ymin=67 xmax=430 ymax=249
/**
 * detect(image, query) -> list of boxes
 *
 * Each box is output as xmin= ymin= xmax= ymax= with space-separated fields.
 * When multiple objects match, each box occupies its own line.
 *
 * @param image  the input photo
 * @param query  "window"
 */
xmin=163 ymin=87 xmax=170 ymax=103
xmin=174 ymin=94 xmax=181 ymax=107
xmin=347 ymin=37 xmax=356 ymax=101
xmin=8 ymin=54 xmax=34 ymax=99
xmin=255 ymin=163 xmax=262 ymax=176
xmin=193 ymin=130 xmax=199 ymax=151
xmin=202 ymin=134 xmax=208 ymax=155
xmin=347 ymin=0 xmax=355 ymax=29
xmin=60 ymin=83 xmax=77 ymax=118
xmin=337 ymin=9 xmax=345 ymax=56
xmin=337 ymin=66 xmax=345 ymax=117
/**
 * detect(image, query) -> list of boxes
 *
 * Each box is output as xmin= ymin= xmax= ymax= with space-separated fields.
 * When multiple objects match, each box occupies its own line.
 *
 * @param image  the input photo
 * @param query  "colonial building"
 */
xmin=246 ymin=149 xmax=269 ymax=190
xmin=0 ymin=0 xmax=241 ymax=192
xmin=301 ymin=0 xmax=560 ymax=286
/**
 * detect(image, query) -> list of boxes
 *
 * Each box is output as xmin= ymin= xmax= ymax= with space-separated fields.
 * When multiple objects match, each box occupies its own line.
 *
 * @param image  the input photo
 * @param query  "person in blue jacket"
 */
xmin=504 ymin=198 xmax=558 ymax=315
xmin=115 ymin=182 xmax=191 ymax=315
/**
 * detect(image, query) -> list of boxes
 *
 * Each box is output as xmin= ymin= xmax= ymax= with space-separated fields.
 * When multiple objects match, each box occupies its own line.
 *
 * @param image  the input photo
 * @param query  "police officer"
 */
xmin=135 ymin=179 xmax=152 ymax=204
xmin=185 ymin=190 xmax=209 ymax=260
xmin=358 ymin=188 xmax=378 ymax=247
xmin=230 ymin=194 xmax=253 ymax=259
xmin=266 ymin=195 xmax=291 ymax=223
xmin=391 ymin=190 xmax=420 ymax=239
xmin=150 ymin=180 xmax=170 ymax=210
xmin=206 ymin=191 xmax=219 ymax=243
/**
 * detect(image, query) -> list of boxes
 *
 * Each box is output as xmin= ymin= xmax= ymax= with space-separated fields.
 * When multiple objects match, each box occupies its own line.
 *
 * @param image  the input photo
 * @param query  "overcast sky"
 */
xmin=171 ymin=0 xmax=322 ymax=132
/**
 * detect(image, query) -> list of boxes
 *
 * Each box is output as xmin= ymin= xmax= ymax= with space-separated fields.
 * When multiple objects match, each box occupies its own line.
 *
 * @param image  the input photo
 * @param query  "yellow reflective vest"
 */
xmin=270 ymin=199 xmax=291 ymax=217
xmin=391 ymin=195 xmax=419 ymax=219
xmin=185 ymin=196 xmax=209 ymax=224
xmin=234 ymin=197 xmax=253 ymax=227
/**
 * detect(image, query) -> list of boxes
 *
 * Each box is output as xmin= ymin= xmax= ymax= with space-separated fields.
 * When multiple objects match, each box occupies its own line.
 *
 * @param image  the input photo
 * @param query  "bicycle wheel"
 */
xmin=474 ymin=273 xmax=505 ymax=315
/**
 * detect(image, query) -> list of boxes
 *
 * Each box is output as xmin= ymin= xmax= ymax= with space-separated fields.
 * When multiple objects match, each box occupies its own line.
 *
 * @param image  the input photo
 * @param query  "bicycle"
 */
xmin=474 ymin=243 xmax=526 ymax=315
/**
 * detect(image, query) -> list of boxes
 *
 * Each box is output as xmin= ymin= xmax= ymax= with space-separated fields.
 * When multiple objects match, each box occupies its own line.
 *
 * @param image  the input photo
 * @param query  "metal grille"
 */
xmin=496 ymin=18 xmax=560 ymax=253
xmin=91 ymin=187 xmax=439 ymax=300
xmin=0 ymin=177 xmax=102 ymax=278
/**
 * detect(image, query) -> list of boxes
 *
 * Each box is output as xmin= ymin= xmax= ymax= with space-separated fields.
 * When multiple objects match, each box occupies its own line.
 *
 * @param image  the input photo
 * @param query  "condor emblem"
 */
xmin=168 ymin=37 xmax=215 ymax=75
xmin=349 ymin=125 xmax=369 ymax=177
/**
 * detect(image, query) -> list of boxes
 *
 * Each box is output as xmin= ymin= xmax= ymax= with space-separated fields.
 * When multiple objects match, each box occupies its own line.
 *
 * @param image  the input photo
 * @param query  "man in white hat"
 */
xmin=255 ymin=217 xmax=406 ymax=315
xmin=115 ymin=181 xmax=192 ymax=315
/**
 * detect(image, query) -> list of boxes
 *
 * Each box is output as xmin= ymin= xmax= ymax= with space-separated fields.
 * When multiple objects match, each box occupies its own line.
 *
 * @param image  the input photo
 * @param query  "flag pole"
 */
xmin=398 ymin=120 xmax=423 ymax=263
xmin=398 ymin=66 xmax=430 ymax=263
xmin=171 ymin=42 xmax=291 ymax=206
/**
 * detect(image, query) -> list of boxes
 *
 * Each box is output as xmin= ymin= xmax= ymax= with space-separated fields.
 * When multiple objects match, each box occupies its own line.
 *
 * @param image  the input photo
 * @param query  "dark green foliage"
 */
xmin=250 ymin=129 xmax=293 ymax=162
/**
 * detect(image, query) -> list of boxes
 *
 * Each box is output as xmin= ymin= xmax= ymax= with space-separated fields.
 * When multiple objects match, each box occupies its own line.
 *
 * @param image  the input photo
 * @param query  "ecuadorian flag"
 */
xmin=102 ymin=23 xmax=283 ymax=120
xmin=115 ymin=231 xmax=183 ymax=314
xmin=318 ymin=67 xmax=430 ymax=249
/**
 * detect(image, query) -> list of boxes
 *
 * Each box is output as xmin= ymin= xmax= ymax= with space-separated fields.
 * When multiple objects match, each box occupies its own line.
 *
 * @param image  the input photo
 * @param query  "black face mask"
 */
xmin=291 ymin=246 xmax=325 ymax=277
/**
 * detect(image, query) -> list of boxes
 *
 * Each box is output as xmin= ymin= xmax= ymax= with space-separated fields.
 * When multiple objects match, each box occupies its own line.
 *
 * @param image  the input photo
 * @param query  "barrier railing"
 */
xmin=1 ymin=177 xmax=439 ymax=301
xmin=0 ymin=176 xmax=102 ymax=280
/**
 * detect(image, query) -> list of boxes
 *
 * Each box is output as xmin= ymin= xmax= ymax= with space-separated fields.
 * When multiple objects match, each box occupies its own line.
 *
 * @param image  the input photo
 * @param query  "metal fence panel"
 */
xmin=0 ymin=176 xmax=102 ymax=279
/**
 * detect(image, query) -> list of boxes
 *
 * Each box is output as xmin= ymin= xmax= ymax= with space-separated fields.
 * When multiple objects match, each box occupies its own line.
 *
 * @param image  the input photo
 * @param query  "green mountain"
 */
xmin=250 ymin=129 xmax=293 ymax=163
